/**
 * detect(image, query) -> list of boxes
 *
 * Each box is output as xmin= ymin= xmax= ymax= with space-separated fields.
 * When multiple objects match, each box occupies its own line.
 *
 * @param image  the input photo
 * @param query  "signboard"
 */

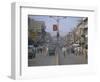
xmin=30 ymin=21 xmax=42 ymax=32
xmin=53 ymin=24 xmax=58 ymax=31
xmin=30 ymin=32 xmax=38 ymax=40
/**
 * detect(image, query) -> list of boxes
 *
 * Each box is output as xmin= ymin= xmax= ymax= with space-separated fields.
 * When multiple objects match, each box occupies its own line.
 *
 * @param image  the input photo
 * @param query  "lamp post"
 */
xmin=49 ymin=16 xmax=67 ymax=65
xmin=50 ymin=16 xmax=67 ymax=42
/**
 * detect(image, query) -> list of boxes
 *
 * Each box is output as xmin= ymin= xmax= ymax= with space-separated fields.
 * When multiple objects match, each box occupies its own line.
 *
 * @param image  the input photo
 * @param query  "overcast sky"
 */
xmin=29 ymin=15 xmax=83 ymax=37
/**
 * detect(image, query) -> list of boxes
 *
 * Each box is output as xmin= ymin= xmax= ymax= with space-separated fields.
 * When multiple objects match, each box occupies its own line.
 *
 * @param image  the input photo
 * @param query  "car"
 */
xmin=28 ymin=45 xmax=36 ymax=59
xmin=48 ymin=47 xmax=55 ymax=56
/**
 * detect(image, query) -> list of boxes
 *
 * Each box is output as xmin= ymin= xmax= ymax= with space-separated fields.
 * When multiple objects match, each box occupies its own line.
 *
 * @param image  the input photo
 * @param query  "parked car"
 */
xmin=28 ymin=45 xmax=36 ymax=59
xmin=48 ymin=47 xmax=55 ymax=56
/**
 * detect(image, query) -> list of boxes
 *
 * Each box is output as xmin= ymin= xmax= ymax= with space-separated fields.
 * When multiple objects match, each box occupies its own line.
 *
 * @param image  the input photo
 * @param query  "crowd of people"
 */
xmin=61 ymin=43 xmax=87 ymax=59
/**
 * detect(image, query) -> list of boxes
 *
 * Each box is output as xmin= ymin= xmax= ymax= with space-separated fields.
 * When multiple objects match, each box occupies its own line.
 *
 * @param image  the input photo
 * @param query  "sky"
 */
xmin=29 ymin=15 xmax=83 ymax=37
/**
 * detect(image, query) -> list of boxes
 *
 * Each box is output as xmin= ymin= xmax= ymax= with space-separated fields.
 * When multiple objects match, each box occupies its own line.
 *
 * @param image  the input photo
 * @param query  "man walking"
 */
xmin=62 ymin=46 xmax=66 ymax=57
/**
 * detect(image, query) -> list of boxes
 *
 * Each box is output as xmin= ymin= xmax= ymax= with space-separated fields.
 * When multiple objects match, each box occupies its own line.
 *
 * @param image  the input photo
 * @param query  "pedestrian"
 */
xmin=32 ymin=46 xmax=36 ymax=58
xmin=38 ymin=46 xmax=42 ymax=55
xmin=62 ymin=46 xmax=66 ymax=57
xmin=83 ymin=48 xmax=87 ymax=59
xmin=74 ymin=47 xmax=77 ymax=56
xmin=45 ymin=47 xmax=48 ymax=56
xmin=42 ymin=46 xmax=47 ymax=56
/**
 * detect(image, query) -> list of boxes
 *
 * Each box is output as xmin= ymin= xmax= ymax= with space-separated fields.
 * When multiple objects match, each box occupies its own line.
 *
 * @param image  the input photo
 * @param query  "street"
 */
xmin=28 ymin=46 xmax=87 ymax=66
xmin=28 ymin=16 xmax=88 ymax=66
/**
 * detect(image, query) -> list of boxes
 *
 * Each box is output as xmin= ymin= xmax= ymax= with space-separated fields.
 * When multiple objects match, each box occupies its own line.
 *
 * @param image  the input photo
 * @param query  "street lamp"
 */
xmin=49 ymin=16 xmax=67 ymax=42
xmin=49 ymin=16 xmax=67 ymax=65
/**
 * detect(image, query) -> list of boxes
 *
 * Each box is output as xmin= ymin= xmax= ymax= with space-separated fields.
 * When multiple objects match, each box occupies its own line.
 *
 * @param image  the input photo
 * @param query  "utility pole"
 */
xmin=49 ymin=16 xmax=67 ymax=65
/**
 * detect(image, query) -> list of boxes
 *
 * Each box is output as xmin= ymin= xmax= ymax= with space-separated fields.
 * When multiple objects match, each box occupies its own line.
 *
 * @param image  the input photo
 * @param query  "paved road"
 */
xmin=28 ymin=38 xmax=87 ymax=66
xmin=28 ymin=48 xmax=87 ymax=66
xmin=28 ymin=54 xmax=58 ymax=66
xmin=56 ymin=46 xmax=87 ymax=65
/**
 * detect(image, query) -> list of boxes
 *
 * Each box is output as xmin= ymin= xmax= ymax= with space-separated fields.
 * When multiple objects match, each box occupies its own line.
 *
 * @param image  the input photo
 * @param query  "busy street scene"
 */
xmin=28 ymin=15 xmax=88 ymax=66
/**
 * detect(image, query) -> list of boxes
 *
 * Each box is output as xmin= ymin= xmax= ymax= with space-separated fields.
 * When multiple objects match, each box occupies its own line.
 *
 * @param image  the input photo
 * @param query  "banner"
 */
xmin=53 ymin=24 xmax=58 ymax=31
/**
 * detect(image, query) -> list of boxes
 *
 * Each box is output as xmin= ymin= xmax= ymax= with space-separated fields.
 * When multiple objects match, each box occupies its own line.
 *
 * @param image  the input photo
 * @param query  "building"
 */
xmin=74 ymin=17 xmax=88 ymax=48
xmin=28 ymin=17 xmax=53 ymax=48
xmin=28 ymin=17 xmax=46 ymax=43
xmin=73 ymin=17 xmax=88 ymax=56
xmin=64 ymin=17 xmax=88 ymax=56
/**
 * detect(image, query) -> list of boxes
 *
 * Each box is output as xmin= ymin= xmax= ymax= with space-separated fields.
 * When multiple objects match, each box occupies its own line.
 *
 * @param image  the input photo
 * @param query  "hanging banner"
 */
xmin=53 ymin=24 xmax=58 ymax=31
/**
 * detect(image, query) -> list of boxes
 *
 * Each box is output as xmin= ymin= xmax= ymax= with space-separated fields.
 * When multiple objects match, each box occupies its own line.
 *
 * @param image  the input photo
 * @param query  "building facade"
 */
xmin=64 ymin=17 xmax=88 ymax=57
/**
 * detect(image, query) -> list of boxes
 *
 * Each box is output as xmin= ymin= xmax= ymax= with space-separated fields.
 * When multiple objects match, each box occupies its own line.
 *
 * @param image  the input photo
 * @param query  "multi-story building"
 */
xmin=28 ymin=17 xmax=46 ymax=42
xmin=64 ymin=17 xmax=88 ymax=56
xmin=73 ymin=17 xmax=88 ymax=56
xmin=28 ymin=17 xmax=53 ymax=47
